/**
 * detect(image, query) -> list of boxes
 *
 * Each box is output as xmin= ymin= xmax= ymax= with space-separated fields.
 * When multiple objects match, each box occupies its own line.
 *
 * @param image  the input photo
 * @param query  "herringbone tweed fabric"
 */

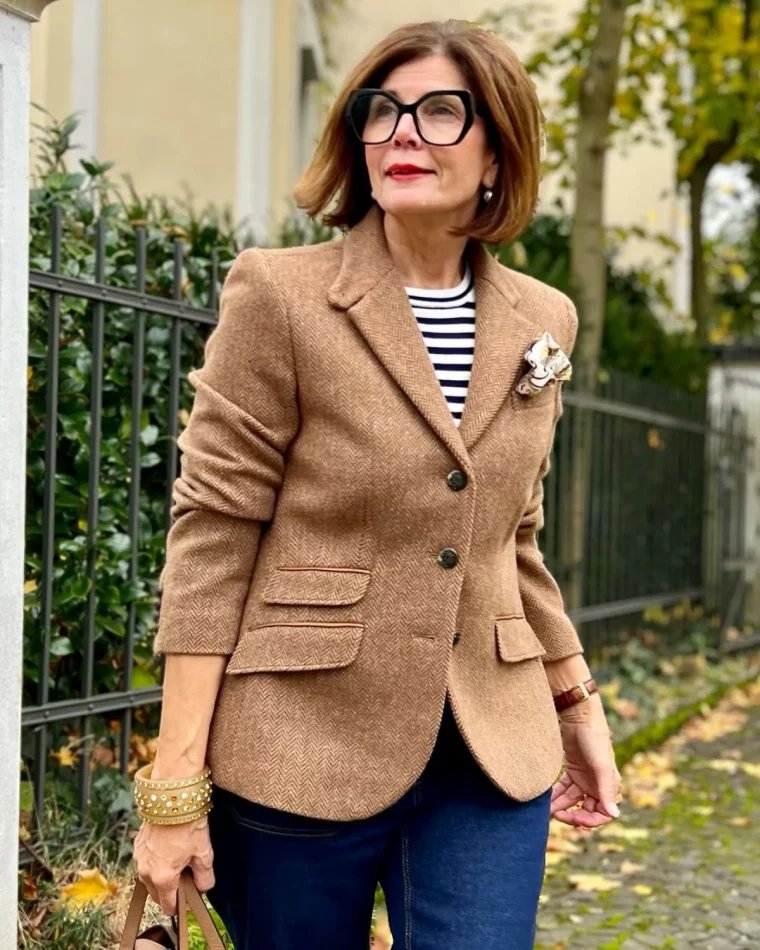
xmin=153 ymin=204 xmax=585 ymax=819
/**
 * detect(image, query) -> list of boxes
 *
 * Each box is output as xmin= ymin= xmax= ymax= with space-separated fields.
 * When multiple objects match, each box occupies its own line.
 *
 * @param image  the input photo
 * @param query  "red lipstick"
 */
xmin=386 ymin=163 xmax=433 ymax=180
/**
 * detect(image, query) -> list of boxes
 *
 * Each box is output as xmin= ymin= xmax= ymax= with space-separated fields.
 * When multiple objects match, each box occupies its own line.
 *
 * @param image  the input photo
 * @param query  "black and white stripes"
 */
xmin=404 ymin=266 xmax=476 ymax=427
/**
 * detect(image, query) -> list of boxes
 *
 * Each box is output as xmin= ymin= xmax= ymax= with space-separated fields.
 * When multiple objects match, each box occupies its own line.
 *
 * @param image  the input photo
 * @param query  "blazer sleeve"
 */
xmin=515 ymin=296 xmax=584 ymax=663
xmin=152 ymin=248 xmax=300 ymax=656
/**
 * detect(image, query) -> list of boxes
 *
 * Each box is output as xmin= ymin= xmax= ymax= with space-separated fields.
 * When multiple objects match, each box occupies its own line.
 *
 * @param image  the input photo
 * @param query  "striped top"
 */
xmin=404 ymin=266 xmax=476 ymax=427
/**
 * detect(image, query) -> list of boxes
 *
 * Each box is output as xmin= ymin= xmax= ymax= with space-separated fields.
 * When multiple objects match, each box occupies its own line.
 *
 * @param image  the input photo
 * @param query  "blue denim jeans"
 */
xmin=206 ymin=697 xmax=551 ymax=949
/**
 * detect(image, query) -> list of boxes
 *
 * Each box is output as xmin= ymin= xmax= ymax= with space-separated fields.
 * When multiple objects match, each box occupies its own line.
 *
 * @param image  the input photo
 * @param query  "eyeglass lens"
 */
xmin=350 ymin=93 xmax=468 ymax=145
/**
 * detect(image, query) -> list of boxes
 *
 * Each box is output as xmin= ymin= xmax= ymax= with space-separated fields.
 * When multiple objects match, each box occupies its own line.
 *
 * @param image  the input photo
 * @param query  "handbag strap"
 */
xmin=120 ymin=877 xmax=150 ymax=949
xmin=177 ymin=869 xmax=227 ymax=950
xmin=121 ymin=871 xmax=225 ymax=950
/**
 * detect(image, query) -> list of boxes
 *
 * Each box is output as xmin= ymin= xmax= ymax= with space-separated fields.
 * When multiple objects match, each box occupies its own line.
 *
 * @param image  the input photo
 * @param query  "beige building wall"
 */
xmin=28 ymin=0 xmax=322 ymax=242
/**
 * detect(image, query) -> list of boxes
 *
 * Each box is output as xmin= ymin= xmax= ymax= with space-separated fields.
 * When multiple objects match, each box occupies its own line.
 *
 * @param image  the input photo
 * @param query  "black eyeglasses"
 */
xmin=345 ymin=89 xmax=480 ymax=146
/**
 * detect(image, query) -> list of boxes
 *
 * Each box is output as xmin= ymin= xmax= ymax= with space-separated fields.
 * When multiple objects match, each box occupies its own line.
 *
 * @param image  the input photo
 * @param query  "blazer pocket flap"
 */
xmin=495 ymin=616 xmax=547 ymax=662
xmin=226 ymin=623 xmax=364 ymax=674
xmin=262 ymin=568 xmax=371 ymax=606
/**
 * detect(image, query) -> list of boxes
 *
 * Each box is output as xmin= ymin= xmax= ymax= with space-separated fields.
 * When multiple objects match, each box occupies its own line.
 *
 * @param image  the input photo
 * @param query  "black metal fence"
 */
xmin=19 ymin=207 xmax=753 ymax=852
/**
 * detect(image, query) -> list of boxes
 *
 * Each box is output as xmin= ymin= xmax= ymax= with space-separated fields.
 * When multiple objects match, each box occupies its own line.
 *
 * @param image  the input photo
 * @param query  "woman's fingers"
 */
xmin=550 ymin=782 xmax=586 ymax=814
xmin=552 ymin=803 xmax=614 ymax=828
xmin=551 ymin=774 xmax=573 ymax=801
xmin=189 ymin=849 xmax=215 ymax=894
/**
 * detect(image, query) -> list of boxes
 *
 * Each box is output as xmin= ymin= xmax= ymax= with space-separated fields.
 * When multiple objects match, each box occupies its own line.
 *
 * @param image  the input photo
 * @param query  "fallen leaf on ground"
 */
xmin=598 ymin=825 xmax=650 ymax=842
xmin=681 ymin=707 xmax=747 ymax=743
xmin=706 ymin=759 xmax=739 ymax=773
xmin=620 ymin=861 xmax=645 ymax=874
xmin=598 ymin=842 xmax=625 ymax=853
xmin=623 ymin=749 xmax=678 ymax=808
xmin=57 ymin=869 xmax=118 ymax=909
xmin=546 ymin=836 xmax=583 ymax=854
xmin=740 ymin=762 xmax=760 ymax=779
xmin=568 ymin=873 xmax=622 ymax=892
xmin=691 ymin=805 xmax=714 ymax=816
xmin=632 ymin=884 xmax=654 ymax=896
xmin=545 ymin=852 xmax=567 ymax=867
xmin=730 ymin=816 xmax=752 ymax=827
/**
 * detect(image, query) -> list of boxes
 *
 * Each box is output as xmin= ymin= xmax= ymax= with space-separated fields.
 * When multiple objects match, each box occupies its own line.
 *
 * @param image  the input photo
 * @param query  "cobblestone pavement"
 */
xmin=535 ymin=690 xmax=760 ymax=950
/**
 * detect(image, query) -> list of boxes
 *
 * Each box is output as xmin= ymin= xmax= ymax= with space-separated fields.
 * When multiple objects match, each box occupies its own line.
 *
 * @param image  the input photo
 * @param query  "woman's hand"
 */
xmin=551 ymin=694 xmax=622 ymax=828
xmin=133 ymin=816 xmax=215 ymax=916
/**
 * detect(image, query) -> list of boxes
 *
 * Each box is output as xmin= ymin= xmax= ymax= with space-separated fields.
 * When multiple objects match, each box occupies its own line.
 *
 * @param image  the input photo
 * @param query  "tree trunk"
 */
xmin=689 ymin=122 xmax=741 ymax=344
xmin=564 ymin=0 xmax=629 ymax=615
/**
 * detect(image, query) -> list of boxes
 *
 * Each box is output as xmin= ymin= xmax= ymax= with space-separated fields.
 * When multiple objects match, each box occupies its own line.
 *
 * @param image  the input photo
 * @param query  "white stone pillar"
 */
xmin=0 ymin=1 xmax=58 ymax=943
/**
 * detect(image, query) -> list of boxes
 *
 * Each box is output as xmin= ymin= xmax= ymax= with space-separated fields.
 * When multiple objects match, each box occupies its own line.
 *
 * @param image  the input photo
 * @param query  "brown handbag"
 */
xmin=119 ymin=868 xmax=226 ymax=950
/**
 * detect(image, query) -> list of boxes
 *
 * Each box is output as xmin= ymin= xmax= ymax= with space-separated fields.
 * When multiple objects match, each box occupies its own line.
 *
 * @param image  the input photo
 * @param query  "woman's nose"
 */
xmin=393 ymin=112 xmax=421 ymax=146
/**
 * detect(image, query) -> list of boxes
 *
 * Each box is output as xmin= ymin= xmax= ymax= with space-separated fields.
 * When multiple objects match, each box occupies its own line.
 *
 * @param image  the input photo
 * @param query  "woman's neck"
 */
xmin=383 ymin=211 xmax=469 ymax=289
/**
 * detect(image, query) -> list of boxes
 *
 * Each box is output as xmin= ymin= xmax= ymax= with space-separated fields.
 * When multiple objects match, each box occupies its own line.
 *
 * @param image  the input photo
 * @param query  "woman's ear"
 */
xmin=483 ymin=158 xmax=499 ymax=190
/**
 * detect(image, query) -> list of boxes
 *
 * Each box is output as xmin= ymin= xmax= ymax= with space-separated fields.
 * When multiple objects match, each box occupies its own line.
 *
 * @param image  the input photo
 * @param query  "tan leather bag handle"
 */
xmin=120 ymin=869 xmax=226 ymax=950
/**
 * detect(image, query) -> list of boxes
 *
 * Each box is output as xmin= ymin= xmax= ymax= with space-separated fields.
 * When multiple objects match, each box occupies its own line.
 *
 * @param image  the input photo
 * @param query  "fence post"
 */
xmin=0 ymin=0 xmax=59 ymax=940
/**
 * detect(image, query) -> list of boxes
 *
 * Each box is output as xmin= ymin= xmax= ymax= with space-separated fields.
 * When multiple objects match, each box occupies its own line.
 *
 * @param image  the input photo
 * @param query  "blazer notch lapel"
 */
xmin=457 ymin=250 xmax=534 ymax=451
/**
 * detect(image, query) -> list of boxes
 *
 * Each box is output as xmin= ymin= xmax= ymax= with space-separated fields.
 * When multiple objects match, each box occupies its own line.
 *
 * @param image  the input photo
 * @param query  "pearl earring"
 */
xmin=483 ymin=188 xmax=494 ymax=204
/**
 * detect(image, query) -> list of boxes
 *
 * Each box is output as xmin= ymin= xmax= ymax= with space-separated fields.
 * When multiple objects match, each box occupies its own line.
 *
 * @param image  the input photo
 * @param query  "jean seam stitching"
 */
xmin=402 ymin=828 xmax=413 ymax=950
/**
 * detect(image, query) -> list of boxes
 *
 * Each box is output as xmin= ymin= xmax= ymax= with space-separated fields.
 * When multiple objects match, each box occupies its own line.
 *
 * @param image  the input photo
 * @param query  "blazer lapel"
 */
xmin=328 ymin=206 xmax=470 ymax=468
xmin=327 ymin=205 xmax=536 ymax=465
xmin=457 ymin=243 xmax=535 ymax=453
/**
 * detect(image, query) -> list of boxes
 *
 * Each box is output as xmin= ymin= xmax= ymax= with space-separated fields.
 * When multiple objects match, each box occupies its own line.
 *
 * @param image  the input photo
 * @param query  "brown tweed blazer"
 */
xmin=153 ymin=203 xmax=584 ymax=819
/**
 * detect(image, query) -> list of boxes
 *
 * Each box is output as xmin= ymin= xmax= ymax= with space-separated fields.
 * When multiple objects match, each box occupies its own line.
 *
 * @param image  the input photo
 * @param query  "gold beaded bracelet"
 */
xmin=133 ymin=763 xmax=213 ymax=825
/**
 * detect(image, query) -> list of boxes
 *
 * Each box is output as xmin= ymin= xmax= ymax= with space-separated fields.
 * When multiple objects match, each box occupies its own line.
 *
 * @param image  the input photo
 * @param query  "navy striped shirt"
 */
xmin=404 ymin=266 xmax=476 ymax=427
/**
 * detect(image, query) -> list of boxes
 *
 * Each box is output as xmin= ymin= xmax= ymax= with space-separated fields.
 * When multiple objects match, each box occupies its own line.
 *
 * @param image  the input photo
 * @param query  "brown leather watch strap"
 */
xmin=553 ymin=678 xmax=598 ymax=712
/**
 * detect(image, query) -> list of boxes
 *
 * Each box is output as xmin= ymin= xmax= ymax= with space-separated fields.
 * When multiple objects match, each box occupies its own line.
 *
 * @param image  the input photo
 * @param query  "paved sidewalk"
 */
xmin=535 ymin=685 xmax=760 ymax=950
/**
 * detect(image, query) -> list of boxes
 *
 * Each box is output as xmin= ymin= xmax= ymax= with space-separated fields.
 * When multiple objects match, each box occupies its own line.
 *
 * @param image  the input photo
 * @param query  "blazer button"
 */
xmin=446 ymin=469 xmax=468 ymax=491
xmin=452 ymin=631 xmax=461 ymax=645
xmin=437 ymin=547 xmax=459 ymax=569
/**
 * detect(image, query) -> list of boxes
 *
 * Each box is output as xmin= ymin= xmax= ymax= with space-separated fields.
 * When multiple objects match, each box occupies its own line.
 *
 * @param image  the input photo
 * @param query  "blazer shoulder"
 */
xmin=231 ymin=239 xmax=343 ymax=293
xmin=495 ymin=262 xmax=578 ymax=353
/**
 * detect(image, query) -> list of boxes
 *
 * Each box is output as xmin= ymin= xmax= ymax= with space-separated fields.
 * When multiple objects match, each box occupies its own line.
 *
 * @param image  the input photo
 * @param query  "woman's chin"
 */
xmin=379 ymin=193 xmax=449 ymax=218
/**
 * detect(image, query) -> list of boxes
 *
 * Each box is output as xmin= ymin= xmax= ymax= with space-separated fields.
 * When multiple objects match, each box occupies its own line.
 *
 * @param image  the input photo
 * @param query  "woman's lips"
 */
xmin=386 ymin=166 xmax=434 ymax=180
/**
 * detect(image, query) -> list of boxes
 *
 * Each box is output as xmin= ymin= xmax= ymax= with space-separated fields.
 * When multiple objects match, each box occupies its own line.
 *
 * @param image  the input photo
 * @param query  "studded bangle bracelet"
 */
xmin=133 ymin=763 xmax=213 ymax=823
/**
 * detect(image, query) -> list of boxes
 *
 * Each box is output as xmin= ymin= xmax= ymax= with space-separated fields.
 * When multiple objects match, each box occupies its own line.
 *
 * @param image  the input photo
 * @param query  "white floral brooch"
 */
xmin=515 ymin=331 xmax=572 ymax=396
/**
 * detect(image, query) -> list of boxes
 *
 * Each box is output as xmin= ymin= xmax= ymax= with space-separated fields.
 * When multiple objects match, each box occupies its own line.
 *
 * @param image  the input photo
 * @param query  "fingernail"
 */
xmin=607 ymin=802 xmax=620 ymax=817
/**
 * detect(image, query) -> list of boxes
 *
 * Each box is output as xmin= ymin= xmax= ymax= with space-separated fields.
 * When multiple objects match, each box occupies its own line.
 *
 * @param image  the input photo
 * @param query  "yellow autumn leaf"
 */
xmin=568 ymin=873 xmax=622 ymax=892
xmin=23 ymin=580 xmax=38 ymax=595
xmin=598 ymin=842 xmax=625 ymax=853
xmin=50 ymin=745 xmax=77 ymax=768
xmin=632 ymin=884 xmax=653 ymax=896
xmin=58 ymin=869 xmax=118 ymax=909
xmin=730 ymin=816 xmax=752 ymax=827
xmin=547 ymin=836 xmax=583 ymax=854
xmin=620 ymin=861 xmax=645 ymax=874
xmin=598 ymin=825 xmax=650 ymax=842
xmin=706 ymin=759 xmax=738 ymax=773
xmin=727 ymin=262 xmax=748 ymax=282
xmin=740 ymin=762 xmax=760 ymax=779
xmin=544 ymin=852 xmax=567 ymax=866
xmin=691 ymin=806 xmax=714 ymax=816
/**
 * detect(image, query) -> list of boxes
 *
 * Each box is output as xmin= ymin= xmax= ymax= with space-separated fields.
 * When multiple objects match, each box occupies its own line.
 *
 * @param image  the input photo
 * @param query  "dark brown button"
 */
xmin=452 ymin=631 xmax=461 ymax=646
xmin=446 ymin=469 xmax=468 ymax=491
xmin=437 ymin=547 xmax=459 ymax=569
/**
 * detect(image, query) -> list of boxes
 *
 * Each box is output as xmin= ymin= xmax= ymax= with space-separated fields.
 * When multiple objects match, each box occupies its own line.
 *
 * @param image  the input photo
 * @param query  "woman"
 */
xmin=133 ymin=19 xmax=622 ymax=950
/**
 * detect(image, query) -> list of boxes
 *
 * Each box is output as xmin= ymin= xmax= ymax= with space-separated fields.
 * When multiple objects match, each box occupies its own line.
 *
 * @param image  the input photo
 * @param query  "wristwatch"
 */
xmin=553 ymin=678 xmax=598 ymax=712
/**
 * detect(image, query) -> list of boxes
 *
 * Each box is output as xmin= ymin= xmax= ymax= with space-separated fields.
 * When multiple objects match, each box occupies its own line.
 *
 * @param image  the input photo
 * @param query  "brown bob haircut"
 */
xmin=293 ymin=19 xmax=546 ymax=246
